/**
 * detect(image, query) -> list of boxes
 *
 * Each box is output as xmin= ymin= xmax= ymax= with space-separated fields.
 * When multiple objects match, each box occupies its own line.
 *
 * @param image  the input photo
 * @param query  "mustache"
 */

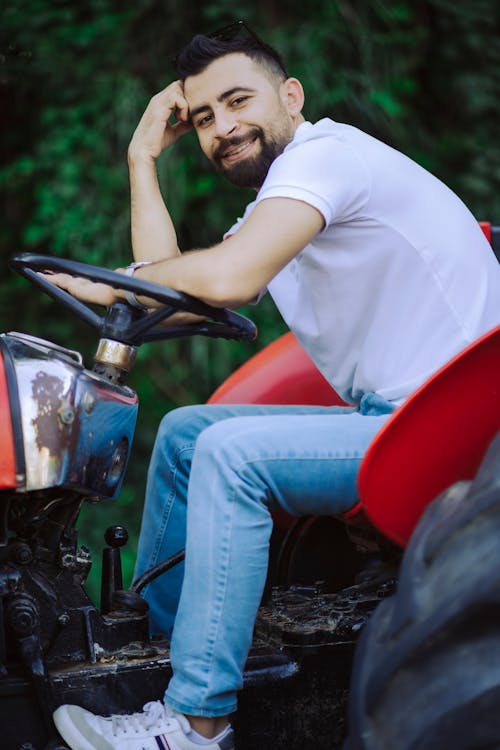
xmin=212 ymin=128 xmax=263 ymax=161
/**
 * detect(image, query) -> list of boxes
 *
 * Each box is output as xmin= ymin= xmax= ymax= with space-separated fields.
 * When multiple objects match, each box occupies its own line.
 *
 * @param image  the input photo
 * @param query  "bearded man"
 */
xmin=51 ymin=22 xmax=500 ymax=750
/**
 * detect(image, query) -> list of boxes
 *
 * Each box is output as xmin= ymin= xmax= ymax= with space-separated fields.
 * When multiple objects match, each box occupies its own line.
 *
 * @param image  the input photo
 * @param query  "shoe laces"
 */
xmin=109 ymin=700 xmax=174 ymax=736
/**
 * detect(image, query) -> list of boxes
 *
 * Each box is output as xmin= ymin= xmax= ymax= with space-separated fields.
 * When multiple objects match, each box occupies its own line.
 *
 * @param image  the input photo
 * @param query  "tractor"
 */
xmin=1 ymin=222 xmax=499 ymax=749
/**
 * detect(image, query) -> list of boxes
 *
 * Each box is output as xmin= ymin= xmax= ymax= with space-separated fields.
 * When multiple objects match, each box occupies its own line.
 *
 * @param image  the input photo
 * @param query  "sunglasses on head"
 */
xmin=174 ymin=19 xmax=288 ymax=78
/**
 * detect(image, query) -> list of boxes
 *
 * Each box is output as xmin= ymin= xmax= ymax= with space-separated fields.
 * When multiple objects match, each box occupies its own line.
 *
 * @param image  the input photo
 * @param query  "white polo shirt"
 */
xmin=226 ymin=119 xmax=500 ymax=405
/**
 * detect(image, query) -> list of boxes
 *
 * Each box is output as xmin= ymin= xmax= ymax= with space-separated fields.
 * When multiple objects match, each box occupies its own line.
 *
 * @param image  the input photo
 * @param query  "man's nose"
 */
xmin=214 ymin=111 xmax=238 ymax=138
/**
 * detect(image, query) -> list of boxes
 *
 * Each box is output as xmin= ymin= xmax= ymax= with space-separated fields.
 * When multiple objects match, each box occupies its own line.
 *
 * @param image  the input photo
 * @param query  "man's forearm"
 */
xmin=132 ymin=197 xmax=325 ymax=308
xmin=127 ymin=80 xmax=192 ymax=264
xmin=129 ymin=154 xmax=181 ymax=263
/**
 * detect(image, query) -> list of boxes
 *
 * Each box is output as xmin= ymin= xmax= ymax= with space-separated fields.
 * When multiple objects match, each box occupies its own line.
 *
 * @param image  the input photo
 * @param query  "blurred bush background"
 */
xmin=1 ymin=0 xmax=500 ymax=601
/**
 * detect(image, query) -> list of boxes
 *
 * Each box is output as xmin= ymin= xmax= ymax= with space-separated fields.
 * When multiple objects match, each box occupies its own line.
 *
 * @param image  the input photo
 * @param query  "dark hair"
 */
xmin=175 ymin=34 xmax=289 ymax=82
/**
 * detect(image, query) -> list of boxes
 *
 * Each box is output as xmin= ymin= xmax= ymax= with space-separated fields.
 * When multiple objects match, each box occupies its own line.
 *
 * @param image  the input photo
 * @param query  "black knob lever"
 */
xmin=100 ymin=525 xmax=128 ymax=615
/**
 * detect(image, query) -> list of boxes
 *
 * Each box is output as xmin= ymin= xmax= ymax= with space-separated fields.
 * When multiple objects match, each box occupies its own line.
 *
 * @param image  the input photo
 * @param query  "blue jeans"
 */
xmin=134 ymin=394 xmax=395 ymax=717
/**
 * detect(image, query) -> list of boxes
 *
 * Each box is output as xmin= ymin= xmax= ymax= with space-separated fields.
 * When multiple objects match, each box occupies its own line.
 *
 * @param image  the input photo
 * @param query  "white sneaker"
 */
xmin=53 ymin=700 xmax=235 ymax=750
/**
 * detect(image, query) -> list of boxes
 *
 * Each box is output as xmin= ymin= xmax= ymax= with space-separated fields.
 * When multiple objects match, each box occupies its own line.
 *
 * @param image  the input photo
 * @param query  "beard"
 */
xmin=211 ymin=125 xmax=291 ymax=189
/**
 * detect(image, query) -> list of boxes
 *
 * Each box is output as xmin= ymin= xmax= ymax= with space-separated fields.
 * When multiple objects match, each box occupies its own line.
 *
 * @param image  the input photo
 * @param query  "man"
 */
xmin=52 ymin=24 xmax=500 ymax=750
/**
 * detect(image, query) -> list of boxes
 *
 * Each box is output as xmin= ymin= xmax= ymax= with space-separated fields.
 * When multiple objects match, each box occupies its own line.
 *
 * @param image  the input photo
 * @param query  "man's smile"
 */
xmin=222 ymin=138 xmax=258 ymax=162
xmin=215 ymin=134 xmax=259 ymax=165
xmin=209 ymin=120 xmax=291 ymax=187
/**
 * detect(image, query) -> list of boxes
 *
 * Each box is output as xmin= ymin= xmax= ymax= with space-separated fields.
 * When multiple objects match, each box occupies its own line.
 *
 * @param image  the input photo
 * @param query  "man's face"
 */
xmin=183 ymin=53 xmax=296 ymax=189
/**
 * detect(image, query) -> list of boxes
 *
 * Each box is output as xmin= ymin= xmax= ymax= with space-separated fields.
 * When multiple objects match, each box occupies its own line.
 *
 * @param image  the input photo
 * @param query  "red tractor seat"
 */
xmin=356 ymin=324 xmax=500 ymax=547
xmin=208 ymin=330 xmax=347 ymax=407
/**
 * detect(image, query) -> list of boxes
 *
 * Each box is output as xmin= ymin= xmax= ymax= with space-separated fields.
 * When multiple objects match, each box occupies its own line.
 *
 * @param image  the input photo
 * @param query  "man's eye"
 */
xmin=231 ymin=96 xmax=249 ymax=107
xmin=197 ymin=113 xmax=213 ymax=127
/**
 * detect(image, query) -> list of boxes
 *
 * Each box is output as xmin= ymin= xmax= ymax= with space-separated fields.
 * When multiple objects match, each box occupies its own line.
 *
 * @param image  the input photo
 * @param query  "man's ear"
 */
xmin=281 ymin=77 xmax=305 ymax=117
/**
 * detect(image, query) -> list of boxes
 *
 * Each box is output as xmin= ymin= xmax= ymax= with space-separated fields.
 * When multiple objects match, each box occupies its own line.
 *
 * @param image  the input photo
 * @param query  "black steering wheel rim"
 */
xmin=9 ymin=253 xmax=257 ymax=346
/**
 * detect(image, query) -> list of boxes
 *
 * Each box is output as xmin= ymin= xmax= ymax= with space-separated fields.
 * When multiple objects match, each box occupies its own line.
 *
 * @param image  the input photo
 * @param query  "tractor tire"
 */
xmin=344 ymin=430 xmax=500 ymax=750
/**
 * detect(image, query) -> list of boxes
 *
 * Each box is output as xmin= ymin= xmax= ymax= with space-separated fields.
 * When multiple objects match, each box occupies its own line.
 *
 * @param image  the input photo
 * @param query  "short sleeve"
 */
xmin=223 ymin=199 xmax=257 ymax=240
xmin=256 ymin=130 xmax=371 ymax=226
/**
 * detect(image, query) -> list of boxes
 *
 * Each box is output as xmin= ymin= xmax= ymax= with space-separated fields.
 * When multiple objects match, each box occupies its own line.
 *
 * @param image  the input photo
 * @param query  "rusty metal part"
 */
xmin=1 ymin=333 xmax=137 ymax=496
xmin=256 ymin=566 xmax=397 ymax=649
xmin=94 ymin=339 xmax=137 ymax=374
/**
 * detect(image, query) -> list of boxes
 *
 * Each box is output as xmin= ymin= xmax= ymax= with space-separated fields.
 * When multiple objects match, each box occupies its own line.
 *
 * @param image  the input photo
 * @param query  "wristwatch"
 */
xmin=123 ymin=261 xmax=153 ymax=309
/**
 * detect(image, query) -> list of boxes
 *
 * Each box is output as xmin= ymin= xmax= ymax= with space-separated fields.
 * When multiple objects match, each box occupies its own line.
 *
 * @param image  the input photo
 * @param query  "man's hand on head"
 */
xmin=128 ymin=80 xmax=193 ymax=162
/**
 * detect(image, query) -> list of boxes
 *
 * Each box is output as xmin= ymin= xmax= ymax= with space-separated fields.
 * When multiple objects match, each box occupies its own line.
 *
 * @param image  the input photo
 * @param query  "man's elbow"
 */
xmin=200 ymin=276 xmax=260 ymax=309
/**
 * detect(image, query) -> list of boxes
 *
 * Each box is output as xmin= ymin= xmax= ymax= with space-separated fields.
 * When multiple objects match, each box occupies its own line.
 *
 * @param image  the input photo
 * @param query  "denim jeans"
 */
xmin=134 ymin=394 xmax=396 ymax=717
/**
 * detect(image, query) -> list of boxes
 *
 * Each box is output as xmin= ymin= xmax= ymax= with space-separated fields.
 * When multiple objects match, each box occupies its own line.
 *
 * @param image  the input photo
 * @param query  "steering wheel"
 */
xmin=9 ymin=253 xmax=257 ymax=346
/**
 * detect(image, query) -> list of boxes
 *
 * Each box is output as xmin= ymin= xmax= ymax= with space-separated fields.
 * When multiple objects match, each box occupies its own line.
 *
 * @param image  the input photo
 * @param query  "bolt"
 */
xmin=11 ymin=542 xmax=33 ymax=565
xmin=6 ymin=595 xmax=39 ymax=636
xmin=59 ymin=406 xmax=75 ymax=425
xmin=61 ymin=553 xmax=76 ymax=568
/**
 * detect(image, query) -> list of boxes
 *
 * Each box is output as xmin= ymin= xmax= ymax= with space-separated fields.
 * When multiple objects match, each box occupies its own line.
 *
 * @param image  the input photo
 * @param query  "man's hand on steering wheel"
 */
xmin=39 ymin=267 xmax=208 ymax=326
xmin=12 ymin=254 xmax=257 ymax=346
xmin=39 ymin=270 xmax=123 ymax=307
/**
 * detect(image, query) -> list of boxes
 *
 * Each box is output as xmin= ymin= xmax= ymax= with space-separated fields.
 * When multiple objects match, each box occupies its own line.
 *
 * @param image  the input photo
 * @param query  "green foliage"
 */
xmin=2 ymin=0 xmax=500 ymax=601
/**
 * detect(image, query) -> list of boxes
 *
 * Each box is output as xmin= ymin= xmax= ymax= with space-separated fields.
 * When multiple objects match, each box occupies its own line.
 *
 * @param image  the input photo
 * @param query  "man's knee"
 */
xmin=158 ymin=404 xmax=208 ymax=434
xmin=193 ymin=417 xmax=258 ymax=470
xmin=154 ymin=404 xmax=215 ymax=450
